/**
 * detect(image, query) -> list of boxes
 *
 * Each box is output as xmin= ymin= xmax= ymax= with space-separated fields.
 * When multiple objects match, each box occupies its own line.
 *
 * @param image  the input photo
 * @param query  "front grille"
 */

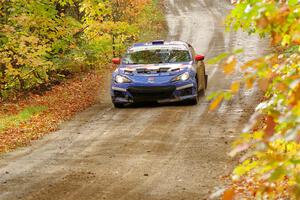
xmin=128 ymin=86 xmax=176 ymax=102
xmin=136 ymin=68 xmax=170 ymax=74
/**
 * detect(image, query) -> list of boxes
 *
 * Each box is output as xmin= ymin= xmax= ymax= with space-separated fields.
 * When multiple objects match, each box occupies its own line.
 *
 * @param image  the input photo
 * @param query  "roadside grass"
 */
xmin=0 ymin=106 xmax=48 ymax=132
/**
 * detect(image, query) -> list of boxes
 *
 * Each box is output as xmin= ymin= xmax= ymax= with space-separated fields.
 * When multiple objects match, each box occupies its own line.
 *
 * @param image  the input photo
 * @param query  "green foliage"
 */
xmin=0 ymin=0 xmax=164 ymax=99
xmin=213 ymin=0 xmax=300 ymax=199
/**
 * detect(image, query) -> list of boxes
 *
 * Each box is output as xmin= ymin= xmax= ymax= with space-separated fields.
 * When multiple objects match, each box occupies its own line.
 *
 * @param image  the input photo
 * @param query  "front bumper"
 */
xmin=111 ymin=82 xmax=197 ymax=104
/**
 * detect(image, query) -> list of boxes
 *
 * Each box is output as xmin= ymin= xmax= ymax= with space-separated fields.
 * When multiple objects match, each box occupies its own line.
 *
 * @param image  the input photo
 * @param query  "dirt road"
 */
xmin=0 ymin=1 xmax=268 ymax=199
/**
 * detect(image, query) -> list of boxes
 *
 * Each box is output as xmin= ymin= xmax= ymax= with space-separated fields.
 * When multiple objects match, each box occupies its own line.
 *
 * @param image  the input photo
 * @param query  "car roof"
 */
xmin=128 ymin=40 xmax=191 ymax=52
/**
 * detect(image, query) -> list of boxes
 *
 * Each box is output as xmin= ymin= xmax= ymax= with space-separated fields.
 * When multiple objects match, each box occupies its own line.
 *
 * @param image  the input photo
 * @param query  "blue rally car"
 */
xmin=111 ymin=40 xmax=207 ymax=108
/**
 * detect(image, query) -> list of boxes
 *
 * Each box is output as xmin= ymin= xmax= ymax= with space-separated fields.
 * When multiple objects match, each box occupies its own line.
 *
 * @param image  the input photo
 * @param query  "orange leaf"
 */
xmin=264 ymin=116 xmax=276 ymax=139
xmin=289 ymin=85 xmax=300 ymax=106
xmin=223 ymin=56 xmax=237 ymax=75
xmin=256 ymin=16 xmax=269 ymax=29
xmin=222 ymin=188 xmax=235 ymax=200
xmin=272 ymin=32 xmax=282 ymax=45
xmin=258 ymin=78 xmax=269 ymax=91
xmin=230 ymin=81 xmax=240 ymax=93
xmin=245 ymin=76 xmax=255 ymax=89
xmin=209 ymin=95 xmax=224 ymax=111
xmin=277 ymin=83 xmax=287 ymax=92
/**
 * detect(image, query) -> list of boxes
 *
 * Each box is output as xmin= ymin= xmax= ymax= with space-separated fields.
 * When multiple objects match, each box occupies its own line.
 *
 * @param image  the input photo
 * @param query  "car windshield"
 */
xmin=122 ymin=48 xmax=192 ymax=65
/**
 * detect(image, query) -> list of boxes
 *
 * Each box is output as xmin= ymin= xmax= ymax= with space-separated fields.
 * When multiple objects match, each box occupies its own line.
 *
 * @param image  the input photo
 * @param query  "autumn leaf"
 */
xmin=264 ymin=116 xmax=276 ymax=140
xmin=258 ymin=78 xmax=269 ymax=91
xmin=230 ymin=81 xmax=240 ymax=93
xmin=209 ymin=94 xmax=224 ymax=111
xmin=222 ymin=188 xmax=235 ymax=200
xmin=289 ymin=84 xmax=300 ymax=106
xmin=277 ymin=83 xmax=287 ymax=92
xmin=272 ymin=32 xmax=283 ymax=45
xmin=245 ymin=76 xmax=255 ymax=89
xmin=256 ymin=16 xmax=269 ymax=29
xmin=222 ymin=56 xmax=237 ymax=75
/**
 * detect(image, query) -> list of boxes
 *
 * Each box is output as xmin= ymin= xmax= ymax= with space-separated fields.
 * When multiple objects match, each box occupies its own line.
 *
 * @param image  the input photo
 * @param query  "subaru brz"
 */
xmin=111 ymin=40 xmax=207 ymax=108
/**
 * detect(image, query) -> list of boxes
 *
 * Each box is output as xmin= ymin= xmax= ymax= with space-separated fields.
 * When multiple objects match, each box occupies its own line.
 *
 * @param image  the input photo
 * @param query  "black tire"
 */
xmin=113 ymin=103 xmax=124 ymax=108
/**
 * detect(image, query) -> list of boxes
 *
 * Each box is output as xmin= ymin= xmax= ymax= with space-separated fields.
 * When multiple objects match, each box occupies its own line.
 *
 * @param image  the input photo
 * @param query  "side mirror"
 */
xmin=112 ymin=58 xmax=121 ymax=65
xmin=195 ymin=54 xmax=205 ymax=61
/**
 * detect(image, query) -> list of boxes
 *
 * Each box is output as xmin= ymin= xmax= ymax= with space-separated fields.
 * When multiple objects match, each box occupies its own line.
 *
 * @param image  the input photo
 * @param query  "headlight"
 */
xmin=172 ymin=72 xmax=190 ymax=82
xmin=115 ymin=75 xmax=132 ymax=83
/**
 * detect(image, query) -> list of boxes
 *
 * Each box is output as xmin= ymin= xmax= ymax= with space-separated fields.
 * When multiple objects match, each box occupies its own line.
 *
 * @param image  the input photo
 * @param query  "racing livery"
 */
xmin=111 ymin=40 xmax=207 ymax=108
